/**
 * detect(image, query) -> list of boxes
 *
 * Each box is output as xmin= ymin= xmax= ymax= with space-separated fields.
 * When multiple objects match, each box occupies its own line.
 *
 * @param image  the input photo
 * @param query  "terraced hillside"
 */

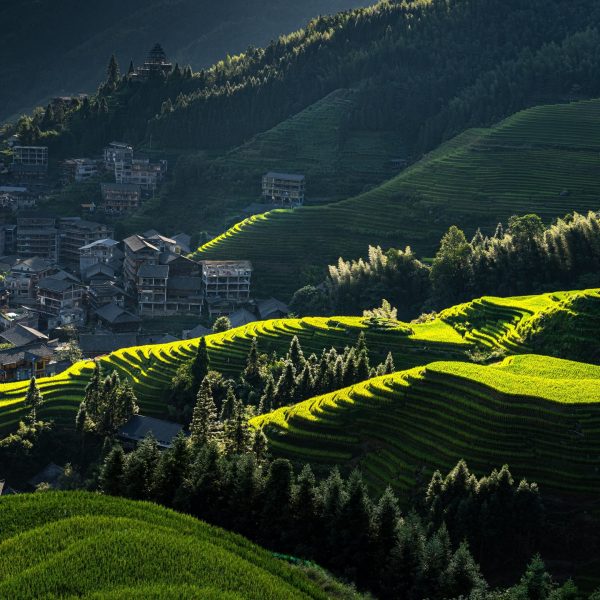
xmin=1 ymin=289 xmax=596 ymax=435
xmin=212 ymin=89 xmax=401 ymax=199
xmin=252 ymin=354 xmax=600 ymax=498
xmin=0 ymin=492 xmax=330 ymax=599
xmin=198 ymin=99 xmax=600 ymax=298
xmin=0 ymin=315 xmax=467 ymax=434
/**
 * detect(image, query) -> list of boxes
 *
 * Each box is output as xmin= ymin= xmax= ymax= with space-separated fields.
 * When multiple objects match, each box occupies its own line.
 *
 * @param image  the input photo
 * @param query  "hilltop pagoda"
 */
xmin=132 ymin=43 xmax=173 ymax=80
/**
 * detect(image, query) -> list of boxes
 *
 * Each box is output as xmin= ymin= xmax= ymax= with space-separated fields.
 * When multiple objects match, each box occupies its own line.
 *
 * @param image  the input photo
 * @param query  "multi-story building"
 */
xmin=58 ymin=218 xmax=114 ymax=269
xmin=137 ymin=264 xmax=169 ymax=315
xmin=1 ymin=224 xmax=17 ymax=254
xmin=123 ymin=235 xmax=161 ymax=291
xmin=262 ymin=172 xmax=305 ymax=206
xmin=16 ymin=217 xmax=59 ymax=262
xmin=5 ymin=257 xmax=56 ymax=304
xmin=100 ymin=183 xmax=141 ymax=214
xmin=103 ymin=142 xmax=133 ymax=170
xmin=131 ymin=44 xmax=173 ymax=81
xmin=201 ymin=260 xmax=252 ymax=318
xmin=11 ymin=146 xmax=48 ymax=177
xmin=79 ymin=238 xmax=122 ymax=278
xmin=114 ymin=159 xmax=167 ymax=193
xmin=37 ymin=274 xmax=84 ymax=322
xmin=63 ymin=158 xmax=99 ymax=183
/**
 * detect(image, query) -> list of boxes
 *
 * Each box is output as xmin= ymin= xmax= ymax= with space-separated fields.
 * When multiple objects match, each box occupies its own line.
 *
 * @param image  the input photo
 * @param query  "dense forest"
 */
xmin=0 ymin=0 xmax=365 ymax=123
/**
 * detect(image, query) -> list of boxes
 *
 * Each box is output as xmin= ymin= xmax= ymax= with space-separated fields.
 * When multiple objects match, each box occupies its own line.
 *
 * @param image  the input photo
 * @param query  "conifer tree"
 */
xmin=275 ymin=361 xmax=296 ymax=407
xmin=252 ymin=428 xmax=269 ymax=462
xmin=122 ymin=434 xmax=160 ymax=500
xmin=343 ymin=347 xmax=357 ymax=386
xmin=287 ymin=335 xmax=305 ymax=370
xmin=258 ymin=374 xmax=276 ymax=414
xmin=333 ymin=355 xmax=345 ymax=389
xmin=151 ymin=432 xmax=190 ymax=506
xmin=355 ymin=349 xmax=370 ymax=382
xmin=24 ymin=376 xmax=43 ymax=424
xmin=192 ymin=338 xmax=210 ymax=387
xmin=243 ymin=337 xmax=262 ymax=390
xmin=224 ymin=399 xmax=252 ymax=455
xmin=443 ymin=542 xmax=486 ymax=599
xmin=99 ymin=444 xmax=125 ymax=496
xmin=106 ymin=54 xmax=120 ymax=86
xmin=383 ymin=351 xmax=395 ymax=374
xmin=190 ymin=377 xmax=220 ymax=448
xmin=220 ymin=385 xmax=237 ymax=421
xmin=296 ymin=363 xmax=315 ymax=400
xmin=127 ymin=60 xmax=135 ymax=76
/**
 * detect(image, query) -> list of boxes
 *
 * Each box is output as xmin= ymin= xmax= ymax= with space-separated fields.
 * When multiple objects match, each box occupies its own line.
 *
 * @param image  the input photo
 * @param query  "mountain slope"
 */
xmin=198 ymin=99 xmax=600 ymax=298
xmin=0 ymin=288 xmax=597 ymax=434
xmin=0 ymin=492 xmax=328 ymax=599
xmin=251 ymin=354 xmax=600 ymax=498
xmin=0 ymin=0 xmax=365 ymax=122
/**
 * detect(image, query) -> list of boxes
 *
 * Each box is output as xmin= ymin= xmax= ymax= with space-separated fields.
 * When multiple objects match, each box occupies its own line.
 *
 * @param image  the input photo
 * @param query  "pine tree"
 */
xmin=287 ymin=336 xmax=305 ymax=370
xmin=99 ymin=445 xmax=125 ymax=496
xmin=252 ymin=428 xmax=269 ymax=462
xmin=24 ymin=377 xmax=43 ymax=424
xmin=258 ymin=374 xmax=276 ymax=414
xmin=243 ymin=337 xmax=262 ymax=390
xmin=516 ymin=554 xmax=553 ymax=600
xmin=261 ymin=458 xmax=294 ymax=547
xmin=333 ymin=355 xmax=345 ymax=389
xmin=443 ymin=542 xmax=486 ymax=599
xmin=224 ymin=399 xmax=252 ymax=455
xmin=355 ymin=349 xmax=370 ymax=382
xmin=373 ymin=486 xmax=401 ymax=560
xmin=127 ymin=60 xmax=135 ymax=76
xmin=292 ymin=464 xmax=318 ymax=552
xmin=275 ymin=361 xmax=296 ymax=407
xmin=383 ymin=351 xmax=395 ymax=374
xmin=190 ymin=377 xmax=220 ymax=448
xmin=494 ymin=221 xmax=505 ymax=239
xmin=151 ymin=432 xmax=189 ymax=506
xmin=106 ymin=54 xmax=120 ymax=86
xmin=356 ymin=331 xmax=368 ymax=355
xmin=220 ymin=385 xmax=237 ymax=421
xmin=122 ymin=434 xmax=160 ymax=500
xmin=343 ymin=347 xmax=356 ymax=386
xmin=192 ymin=338 xmax=210 ymax=387
xmin=296 ymin=363 xmax=315 ymax=400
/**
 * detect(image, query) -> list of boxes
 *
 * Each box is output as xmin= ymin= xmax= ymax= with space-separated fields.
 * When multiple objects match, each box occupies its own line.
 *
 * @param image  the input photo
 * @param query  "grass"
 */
xmin=197 ymin=98 xmax=600 ymax=298
xmin=0 ymin=492 xmax=331 ymax=599
xmin=251 ymin=354 xmax=600 ymax=498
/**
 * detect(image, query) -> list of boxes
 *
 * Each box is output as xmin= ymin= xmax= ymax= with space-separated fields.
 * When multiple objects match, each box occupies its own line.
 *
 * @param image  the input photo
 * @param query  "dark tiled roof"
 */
xmin=118 ymin=415 xmax=184 ymax=448
xmin=95 ymin=302 xmax=141 ymax=324
xmin=27 ymin=463 xmax=65 ymax=489
xmin=79 ymin=333 xmax=138 ymax=354
xmin=257 ymin=297 xmax=290 ymax=320
xmin=138 ymin=264 xmax=169 ymax=278
xmin=229 ymin=308 xmax=258 ymax=328
xmin=38 ymin=277 xmax=78 ymax=293
xmin=184 ymin=324 xmax=211 ymax=339
xmin=0 ymin=323 xmax=48 ymax=347
xmin=0 ymin=342 xmax=54 ymax=366
xmin=167 ymin=276 xmax=201 ymax=292
xmin=13 ymin=257 xmax=53 ymax=272
xmin=264 ymin=172 xmax=305 ymax=181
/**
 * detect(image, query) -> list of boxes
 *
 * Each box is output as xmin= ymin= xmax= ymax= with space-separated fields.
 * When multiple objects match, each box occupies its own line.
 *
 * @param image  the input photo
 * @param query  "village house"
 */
xmin=114 ymin=158 xmax=167 ymax=193
xmin=16 ymin=217 xmax=59 ymax=262
xmin=11 ymin=146 xmax=48 ymax=178
xmin=37 ymin=272 xmax=85 ymax=326
xmin=87 ymin=281 xmax=127 ymax=311
xmin=137 ymin=264 xmax=169 ymax=315
xmin=62 ymin=158 xmax=99 ymax=183
xmin=79 ymin=332 xmax=138 ymax=358
xmin=6 ymin=257 xmax=56 ymax=304
xmin=103 ymin=142 xmax=133 ymax=170
xmin=118 ymin=414 xmax=183 ymax=450
xmin=0 ymin=224 xmax=17 ymax=254
xmin=59 ymin=218 xmax=114 ymax=269
xmin=79 ymin=238 xmax=123 ymax=280
xmin=262 ymin=172 xmax=306 ymax=206
xmin=93 ymin=303 xmax=141 ymax=333
xmin=201 ymin=260 xmax=252 ymax=318
xmin=100 ymin=183 xmax=142 ymax=214
xmin=0 ymin=323 xmax=56 ymax=382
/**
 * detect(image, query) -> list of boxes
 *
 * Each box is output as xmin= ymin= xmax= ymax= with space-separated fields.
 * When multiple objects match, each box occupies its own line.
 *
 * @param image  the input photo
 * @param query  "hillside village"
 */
xmin=0 ymin=47 xmax=313 ymax=384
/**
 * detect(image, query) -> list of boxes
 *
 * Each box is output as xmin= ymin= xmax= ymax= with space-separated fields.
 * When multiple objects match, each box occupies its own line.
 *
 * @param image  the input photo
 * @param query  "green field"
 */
xmin=251 ymin=354 xmax=600 ymax=497
xmin=1 ymin=288 xmax=598 ymax=435
xmin=0 ymin=314 xmax=468 ymax=434
xmin=198 ymin=99 xmax=600 ymax=298
xmin=0 ymin=492 xmax=330 ymax=599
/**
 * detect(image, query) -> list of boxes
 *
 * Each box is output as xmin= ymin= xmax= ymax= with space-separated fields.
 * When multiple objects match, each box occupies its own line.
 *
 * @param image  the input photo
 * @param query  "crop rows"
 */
xmin=198 ymin=99 xmax=600 ymax=298
xmin=252 ymin=354 xmax=600 ymax=497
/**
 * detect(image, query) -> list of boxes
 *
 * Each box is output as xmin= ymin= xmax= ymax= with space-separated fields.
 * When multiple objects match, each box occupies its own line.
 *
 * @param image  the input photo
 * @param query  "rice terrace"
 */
xmin=3 ymin=0 xmax=600 ymax=597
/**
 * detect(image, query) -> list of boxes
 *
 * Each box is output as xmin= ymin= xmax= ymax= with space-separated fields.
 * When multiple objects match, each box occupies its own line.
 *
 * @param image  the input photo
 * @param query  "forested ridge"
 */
xmin=0 ymin=0 xmax=365 ymax=123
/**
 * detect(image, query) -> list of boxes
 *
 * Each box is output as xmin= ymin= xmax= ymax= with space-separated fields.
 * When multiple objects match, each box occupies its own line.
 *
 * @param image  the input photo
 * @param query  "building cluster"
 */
xmin=0 ymin=212 xmax=289 ymax=382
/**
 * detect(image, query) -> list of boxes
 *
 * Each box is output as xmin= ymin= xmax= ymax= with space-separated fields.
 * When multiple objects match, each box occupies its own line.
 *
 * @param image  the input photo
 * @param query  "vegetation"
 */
xmin=199 ymin=100 xmax=600 ymax=299
xmin=2 ymin=288 xmax=599 ymax=434
xmin=0 ymin=492 xmax=337 ymax=599
xmin=252 ymin=354 xmax=600 ymax=498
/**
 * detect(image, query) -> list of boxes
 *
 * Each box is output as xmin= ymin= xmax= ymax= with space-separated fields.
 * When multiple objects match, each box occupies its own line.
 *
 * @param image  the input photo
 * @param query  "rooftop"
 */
xmin=95 ymin=303 xmax=141 ymax=325
xmin=264 ymin=172 xmax=305 ymax=182
xmin=118 ymin=414 xmax=183 ymax=449
xmin=0 ymin=323 xmax=48 ymax=347
xmin=0 ymin=342 xmax=54 ymax=366
xmin=79 ymin=238 xmax=120 ymax=251
xmin=123 ymin=235 xmax=159 ymax=254
xmin=79 ymin=332 xmax=138 ymax=355
xmin=138 ymin=264 xmax=169 ymax=279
